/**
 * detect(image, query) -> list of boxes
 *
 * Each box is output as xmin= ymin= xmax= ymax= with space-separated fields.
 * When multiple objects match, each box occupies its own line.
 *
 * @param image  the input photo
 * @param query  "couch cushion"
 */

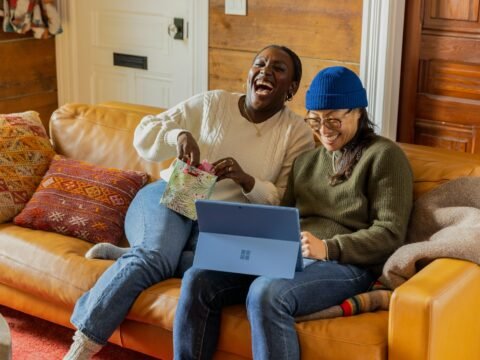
xmin=0 ymin=111 xmax=55 ymax=223
xmin=214 ymin=306 xmax=389 ymax=360
xmin=0 ymin=223 xmax=180 ymax=325
xmin=50 ymin=103 xmax=171 ymax=179
xmin=13 ymin=156 xmax=148 ymax=244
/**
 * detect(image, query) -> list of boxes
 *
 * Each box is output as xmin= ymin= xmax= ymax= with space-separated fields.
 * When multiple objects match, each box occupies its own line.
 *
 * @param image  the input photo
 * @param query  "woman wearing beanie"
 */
xmin=173 ymin=66 xmax=414 ymax=360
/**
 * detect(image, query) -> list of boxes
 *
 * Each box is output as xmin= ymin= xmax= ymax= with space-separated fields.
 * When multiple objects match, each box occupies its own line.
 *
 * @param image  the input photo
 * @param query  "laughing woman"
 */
xmin=173 ymin=66 xmax=413 ymax=360
xmin=63 ymin=45 xmax=314 ymax=360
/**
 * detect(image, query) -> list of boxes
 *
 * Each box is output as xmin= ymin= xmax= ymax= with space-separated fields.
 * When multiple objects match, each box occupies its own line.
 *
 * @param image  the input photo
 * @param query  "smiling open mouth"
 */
xmin=322 ymin=134 xmax=340 ymax=143
xmin=254 ymin=79 xmax=274 ymax=95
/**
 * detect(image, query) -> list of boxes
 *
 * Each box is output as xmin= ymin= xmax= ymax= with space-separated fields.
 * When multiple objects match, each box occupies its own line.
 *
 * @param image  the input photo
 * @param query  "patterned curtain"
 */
xmin=0 ymin=0 xmax=62 ymax=39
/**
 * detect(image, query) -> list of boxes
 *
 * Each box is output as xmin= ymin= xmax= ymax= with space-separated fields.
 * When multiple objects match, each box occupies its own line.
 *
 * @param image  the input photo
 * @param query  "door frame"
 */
xmin=361 ymin=0 xmax=406 ymax=140
xmin=55 ymin=0 xmax=209 ymax=106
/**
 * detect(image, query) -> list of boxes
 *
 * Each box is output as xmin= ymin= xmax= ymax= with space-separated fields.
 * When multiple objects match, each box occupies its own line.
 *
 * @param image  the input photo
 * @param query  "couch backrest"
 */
xmin=50 ymin=102 xmax=170 ymax=179
xmin=399 ymin=143 xmax=480 ymax=199
xmin=50 ymin=102 xmax=480 ymax=199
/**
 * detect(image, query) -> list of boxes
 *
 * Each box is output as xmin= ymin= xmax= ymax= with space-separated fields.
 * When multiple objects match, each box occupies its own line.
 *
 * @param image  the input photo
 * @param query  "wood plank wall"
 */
xmin=0 ymin=31 xmax=58 ymax=131
xmin=208 ymin=0 xmax=363 ymax=115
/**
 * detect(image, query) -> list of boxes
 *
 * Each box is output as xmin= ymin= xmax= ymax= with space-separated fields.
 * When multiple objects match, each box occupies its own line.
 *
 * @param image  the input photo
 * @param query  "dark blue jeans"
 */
xmin=173 ymin=261 xmax=375 ymax=360
xmin=71 ymin=180 xmax=198 ymax=345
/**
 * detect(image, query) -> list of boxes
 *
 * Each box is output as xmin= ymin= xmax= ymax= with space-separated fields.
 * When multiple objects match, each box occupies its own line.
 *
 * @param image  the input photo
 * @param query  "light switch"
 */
xmin=225 ymin=0 xmax=247 ymax=16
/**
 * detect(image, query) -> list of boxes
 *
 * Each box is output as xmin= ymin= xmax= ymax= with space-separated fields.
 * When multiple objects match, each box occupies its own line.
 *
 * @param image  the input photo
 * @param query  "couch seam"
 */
xmin=0 ymin=253 xmax=90 ymax=292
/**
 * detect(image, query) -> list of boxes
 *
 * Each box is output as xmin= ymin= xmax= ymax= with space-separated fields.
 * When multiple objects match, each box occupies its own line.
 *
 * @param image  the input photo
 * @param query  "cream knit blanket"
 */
xmin=380 ymin=176 xmax=480 ymax=289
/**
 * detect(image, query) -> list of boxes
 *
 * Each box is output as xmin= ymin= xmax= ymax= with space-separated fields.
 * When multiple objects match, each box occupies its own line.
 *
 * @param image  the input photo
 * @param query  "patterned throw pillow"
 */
xmin=0 ymin=111 xmax=55 ymax=223
xmin=14 ymin=155 xmax=149 ymax=244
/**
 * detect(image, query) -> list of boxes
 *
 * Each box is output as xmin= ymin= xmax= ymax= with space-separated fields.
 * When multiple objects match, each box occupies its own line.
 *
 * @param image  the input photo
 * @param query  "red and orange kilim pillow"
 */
xmin=0 ymin=111 xmax=55 ymax=223
xmin=14 ymin=155 xmax=149 ymax=244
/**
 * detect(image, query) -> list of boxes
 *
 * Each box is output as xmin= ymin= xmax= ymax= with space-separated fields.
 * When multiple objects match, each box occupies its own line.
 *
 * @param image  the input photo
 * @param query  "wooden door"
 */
xmin=397 ymin=0 xmax=480 ymax=154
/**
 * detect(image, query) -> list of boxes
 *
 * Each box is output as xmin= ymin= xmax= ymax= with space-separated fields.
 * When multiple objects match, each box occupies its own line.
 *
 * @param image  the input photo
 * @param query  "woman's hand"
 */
xmin=301 ymin=231 xmax=327 ymax=260
xmin=177 ymin=132 xmax=200 ymax=166
xmin=212 ymin=157 xmax=255 ymax=193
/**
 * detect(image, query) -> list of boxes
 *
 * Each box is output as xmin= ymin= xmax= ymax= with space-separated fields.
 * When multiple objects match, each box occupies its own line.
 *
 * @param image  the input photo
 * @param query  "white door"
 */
xmin=70 ymin=0 xmax=202 ymax=108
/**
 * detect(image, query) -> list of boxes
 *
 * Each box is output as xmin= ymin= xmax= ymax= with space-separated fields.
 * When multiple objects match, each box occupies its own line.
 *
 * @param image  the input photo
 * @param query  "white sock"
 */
xmin=85 ymin=243 xmax=130 ymax=260
xmin=63 ymin=330 xmax=103 ymax=360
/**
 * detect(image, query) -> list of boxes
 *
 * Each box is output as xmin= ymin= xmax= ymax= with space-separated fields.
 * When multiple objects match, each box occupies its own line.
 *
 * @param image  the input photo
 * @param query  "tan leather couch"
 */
xmin=0 ymin=102 xmax=479 ymax=360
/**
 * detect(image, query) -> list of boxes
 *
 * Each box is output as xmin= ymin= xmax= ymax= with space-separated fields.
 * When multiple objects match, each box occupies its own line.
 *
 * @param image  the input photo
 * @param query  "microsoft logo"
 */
xmin=240 ymin=249 xmax=251 ymax=260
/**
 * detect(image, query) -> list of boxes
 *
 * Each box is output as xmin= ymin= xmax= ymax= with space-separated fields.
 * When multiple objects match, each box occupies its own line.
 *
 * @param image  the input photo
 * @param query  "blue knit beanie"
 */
xmin=306 ymin=66 xmax=368 ymax=111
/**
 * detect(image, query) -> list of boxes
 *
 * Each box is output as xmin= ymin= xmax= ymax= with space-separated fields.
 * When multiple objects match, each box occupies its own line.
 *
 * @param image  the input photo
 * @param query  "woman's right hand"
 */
xmin=177 ymin=132 xmax=200 ymax=166
xmin=301 ymin=231 xmax=327 ymax=260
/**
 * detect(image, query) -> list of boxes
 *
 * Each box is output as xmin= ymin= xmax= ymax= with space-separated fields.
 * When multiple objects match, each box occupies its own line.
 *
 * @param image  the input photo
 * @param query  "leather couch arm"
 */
xmin=388 ymin=258 xmax=480 ymax=360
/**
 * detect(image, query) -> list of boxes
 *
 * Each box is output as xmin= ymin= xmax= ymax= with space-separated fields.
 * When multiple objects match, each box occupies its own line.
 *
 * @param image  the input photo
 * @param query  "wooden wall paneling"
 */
xmin=429 ymin=0 xmax=478 ymax=21
xmin=424 ymin=0 xmax=480 ymax=34
xmin=417 ymin=2 xmax=480 ymax=154
xmin=416 ymin=93 xmax=480 ymax=126
xmin=397 ymin=0 xmax=423 ymax=143
xmin=0 ymin=32 xmax=58 ymax=131
xmin=0 ymin=92 xmax=58 ymax=131
xmin=0 ymin=31 xmax=31 ymax=41
xmin=423 ymin=60 xmax=480 ymax=100
xmin=474 ymin=126 xmax=480 ymax=151
xmin=398 ymin=0 xmax=480 ymax=154
xmin=209 ymin=0 xmax=363 ymax=62
xmin=209 ymin=49 xmax=251 ymax=95
xmin=415 ymin=119 xmax=474 ymax=153
xmin=0 ymin=38 xmax=57 ymax=98
xmin=421 ymin=35 xmax=480 ymax=64
xmin=209 ymin=48 xmax=359 ymax=115
xmin=208 ymin=0 xmax=363 ymax=117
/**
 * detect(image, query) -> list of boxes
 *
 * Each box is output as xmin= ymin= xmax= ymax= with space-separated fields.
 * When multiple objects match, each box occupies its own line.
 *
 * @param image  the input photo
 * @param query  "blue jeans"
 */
xmin=71 ymin=180 xmax=198 ymax=345
xmin=173 ymin=261 xmax=375 ymax=360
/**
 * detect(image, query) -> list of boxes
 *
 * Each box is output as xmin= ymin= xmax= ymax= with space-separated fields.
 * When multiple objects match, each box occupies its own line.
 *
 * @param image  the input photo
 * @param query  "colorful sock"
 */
xmin=85 ymin=243 xmax=130 ymax=260
xmin=339 ymin=289 xmax=392 ymax=316
xmin=63 ymin=330 xmax=103 ymax=360
xmin=295 ymin=280 xmax=392 ymax=322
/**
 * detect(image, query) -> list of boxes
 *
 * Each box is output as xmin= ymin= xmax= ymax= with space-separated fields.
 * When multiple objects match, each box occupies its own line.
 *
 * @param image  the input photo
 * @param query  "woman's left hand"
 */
xmin=212 ymin=157 xmax=255 ymax=193
xmin=301 ymin=231 xmax=327 ymax=260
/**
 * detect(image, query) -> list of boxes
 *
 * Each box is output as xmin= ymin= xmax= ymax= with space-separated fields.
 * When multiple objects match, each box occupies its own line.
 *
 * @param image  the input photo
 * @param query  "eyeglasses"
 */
xmin=304 ymin=109 xmax=352 ymax=131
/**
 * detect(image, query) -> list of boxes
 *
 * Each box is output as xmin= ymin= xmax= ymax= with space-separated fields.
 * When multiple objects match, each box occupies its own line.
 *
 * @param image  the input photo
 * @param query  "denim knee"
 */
xmin=246 ymin=277 xmax=289 ymax=317
xmin=128 ymin=246 xmax=177 ymax=280
xmin=182 ymin=268 xmax=208 ymax=292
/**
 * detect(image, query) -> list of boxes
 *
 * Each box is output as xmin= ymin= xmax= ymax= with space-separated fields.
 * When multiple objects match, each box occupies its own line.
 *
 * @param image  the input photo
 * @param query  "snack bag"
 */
xmin=160 ymin=159 xmax=217 ymax=220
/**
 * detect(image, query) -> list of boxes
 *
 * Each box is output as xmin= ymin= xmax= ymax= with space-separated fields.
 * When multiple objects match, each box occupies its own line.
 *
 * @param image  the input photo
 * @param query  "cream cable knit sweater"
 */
xmin=134 ymin=90 xmax=314 ymax=204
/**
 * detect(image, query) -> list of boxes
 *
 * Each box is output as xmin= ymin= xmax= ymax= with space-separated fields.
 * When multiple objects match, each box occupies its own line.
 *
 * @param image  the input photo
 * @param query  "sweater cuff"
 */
xmin=324 ymin=239 xmax=340 ymax=261
xmin=322 ymin=240 xmax=329 ymax=261
xmin=242 ymin=177 xmax=275 ymax=204
xmin=165 ymin=128 xmax=189 ymax=146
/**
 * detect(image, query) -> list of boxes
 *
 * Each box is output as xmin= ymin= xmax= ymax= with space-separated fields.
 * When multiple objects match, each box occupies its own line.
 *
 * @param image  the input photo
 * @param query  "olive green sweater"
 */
xmin=281 ymin=136 xmax=414 ymax=277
